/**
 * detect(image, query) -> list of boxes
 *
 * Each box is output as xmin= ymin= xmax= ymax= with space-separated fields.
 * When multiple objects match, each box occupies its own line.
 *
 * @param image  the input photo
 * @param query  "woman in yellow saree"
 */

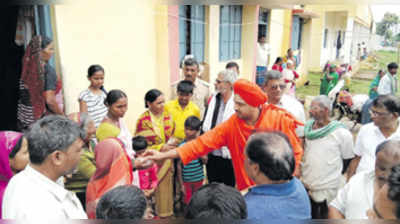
xmin=96 ymin=89 xmax=140 ymax=186
xmin=135 ymin=89 xmax=176 ymax=218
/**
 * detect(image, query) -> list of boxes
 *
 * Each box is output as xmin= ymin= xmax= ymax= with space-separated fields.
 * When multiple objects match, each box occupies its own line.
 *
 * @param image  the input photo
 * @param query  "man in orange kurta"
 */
xmin=145 ymin=79 xmax=303 ymax=191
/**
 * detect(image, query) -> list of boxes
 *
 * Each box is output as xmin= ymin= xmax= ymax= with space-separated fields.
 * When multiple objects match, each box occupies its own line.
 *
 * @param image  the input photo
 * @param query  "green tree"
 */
xmin=376 ymin=12 xmax=399 ymax=44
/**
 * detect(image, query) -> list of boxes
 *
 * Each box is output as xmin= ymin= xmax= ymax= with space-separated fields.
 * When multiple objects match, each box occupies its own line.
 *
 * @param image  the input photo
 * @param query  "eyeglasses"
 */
xmin=269 ymin=84 xmax=287 ymax=90
xmin=369 ymin=109 xmax=391 ymax=117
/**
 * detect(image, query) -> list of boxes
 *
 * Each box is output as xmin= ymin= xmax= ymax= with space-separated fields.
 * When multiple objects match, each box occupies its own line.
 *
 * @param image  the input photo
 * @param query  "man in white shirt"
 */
xmin=377 ymin=62 xmax=398 ymax=95
xmin=301 ymin=95 xmax=355 ymax=218
xmin=202 ymin=69 xmax=237 ymax=187
xmin=256 ymin=35 xmax=270 ymax=86
xmin=3 ymin=115 xmax=87 ymax=219
xmin=329 ymin=140 xmax=400 ymax=219
xmin=347 ymin=95 xmax=400 ymax=179
xmin=260 ymin=70 xmax=305 ymax=141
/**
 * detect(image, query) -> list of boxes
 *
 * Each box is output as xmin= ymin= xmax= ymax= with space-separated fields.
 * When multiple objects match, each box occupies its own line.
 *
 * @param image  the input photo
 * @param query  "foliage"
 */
xmin=376 ymin=12 xmax=399 ymax=44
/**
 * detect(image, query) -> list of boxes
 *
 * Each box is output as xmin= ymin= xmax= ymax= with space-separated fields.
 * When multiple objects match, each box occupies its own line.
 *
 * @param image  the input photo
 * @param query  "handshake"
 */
xmin=134 ymin=142 xmax=179 ymax=170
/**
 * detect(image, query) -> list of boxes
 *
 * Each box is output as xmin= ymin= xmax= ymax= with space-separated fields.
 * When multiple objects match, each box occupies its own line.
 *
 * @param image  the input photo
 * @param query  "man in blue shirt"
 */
xmin=244 ymin=131 xmax=311 ymax=219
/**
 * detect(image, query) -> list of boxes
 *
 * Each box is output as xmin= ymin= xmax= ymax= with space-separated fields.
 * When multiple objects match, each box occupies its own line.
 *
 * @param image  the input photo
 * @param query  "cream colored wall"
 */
xmin=320 ymin=12 xmax=347 ymax=65
xmin=268 ymin=9 xmax=286 ymax=68
xmin=54 ymin=0 xmax=168 ymax=133
xmin=241 ymin=5 xmax=258 ymax=81
xmin=154 ymin=5 xmax=171 ymax=99
xmin=355 ymin=5 xmax=373 ymax=27
xmin=306 ymin=5 xmax=325 ymax=71
xmin=281 ymin=10 xmax=293 ymax=56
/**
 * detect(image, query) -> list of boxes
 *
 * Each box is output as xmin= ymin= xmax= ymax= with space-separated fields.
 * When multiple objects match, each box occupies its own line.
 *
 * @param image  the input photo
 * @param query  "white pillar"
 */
xmin=344 ymin=16 xmax=354 ymax=64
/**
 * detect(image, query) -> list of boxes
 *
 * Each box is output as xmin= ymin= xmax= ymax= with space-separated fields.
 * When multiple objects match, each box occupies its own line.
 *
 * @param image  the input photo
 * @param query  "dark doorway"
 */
xmin=0 ymin=6 xmax=24 ymax=131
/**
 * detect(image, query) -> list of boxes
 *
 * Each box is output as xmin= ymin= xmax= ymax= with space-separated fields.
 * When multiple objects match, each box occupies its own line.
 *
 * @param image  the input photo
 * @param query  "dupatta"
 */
xmin=86 ymin=138 xmax=132 ymax=219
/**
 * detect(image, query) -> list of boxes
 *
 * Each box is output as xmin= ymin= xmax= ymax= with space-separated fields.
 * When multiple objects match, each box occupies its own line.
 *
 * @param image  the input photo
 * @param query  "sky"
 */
xmin=371 ymin=4 xmax=400 ymax=22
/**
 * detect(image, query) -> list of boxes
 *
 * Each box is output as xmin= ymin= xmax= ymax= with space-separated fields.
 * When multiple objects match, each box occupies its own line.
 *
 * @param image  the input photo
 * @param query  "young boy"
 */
xmin=177 ymin=116 xmax=206 ymax=205
xmin=132 ymin=136 xmax=158 ymax=215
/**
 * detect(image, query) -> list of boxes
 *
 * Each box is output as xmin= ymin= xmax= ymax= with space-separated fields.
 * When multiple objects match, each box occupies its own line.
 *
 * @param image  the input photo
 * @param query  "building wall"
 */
xmin=268 ymin=9 xmax=287 ymax=68
xmin=304 ymin=4 xmax=373 ymax=72
xmin=320 ymin=12 xmax=347 ymax=66
xmin=54 ymin=0 xmax=169 ymax=133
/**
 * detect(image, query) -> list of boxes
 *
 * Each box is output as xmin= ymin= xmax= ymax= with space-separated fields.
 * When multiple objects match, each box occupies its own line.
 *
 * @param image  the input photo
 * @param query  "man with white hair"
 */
xmin=260 ymin=70 xmax=305 ymax=141
xmin=202 ymin=69 xmax=237 ymax=186
xmin=301 ymin=95 xmax=355 ymax=218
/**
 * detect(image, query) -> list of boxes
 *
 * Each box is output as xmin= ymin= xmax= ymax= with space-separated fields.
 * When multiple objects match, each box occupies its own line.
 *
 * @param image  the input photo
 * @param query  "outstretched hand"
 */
xmin=142 ymin=149 xmax=166 ymax=162
xmin=134 ymin=157 xmax=154 ymax=170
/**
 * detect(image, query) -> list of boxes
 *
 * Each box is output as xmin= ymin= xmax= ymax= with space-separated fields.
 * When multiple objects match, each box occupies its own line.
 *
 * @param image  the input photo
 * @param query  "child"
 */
xmin=78 ymin=65 xmax=108 ymax=128
xmin=132 ymin=136 xmax=158 ymax=217
xmin=177 ymin=116 xmax=206 ymax=205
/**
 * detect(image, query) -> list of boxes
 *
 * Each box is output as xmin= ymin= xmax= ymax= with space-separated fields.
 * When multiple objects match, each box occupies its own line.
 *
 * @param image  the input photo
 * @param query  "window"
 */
xmin=258 ymin=8 xmax=270 ymax=39
xmin=291 ymin=15 xmax=303 ymax=50
xmin=323 ymin=28 xmax=328 ymax=48
xmin=179 ymin=6 xmax=205 ymax=63
xmin=219 ymin=5 xmax=242 ymax=61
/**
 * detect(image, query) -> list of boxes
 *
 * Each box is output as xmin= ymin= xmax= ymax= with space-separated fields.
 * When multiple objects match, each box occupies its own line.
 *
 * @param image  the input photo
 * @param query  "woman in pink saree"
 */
xmin=0 ymin=131 xmax=30 ymax=218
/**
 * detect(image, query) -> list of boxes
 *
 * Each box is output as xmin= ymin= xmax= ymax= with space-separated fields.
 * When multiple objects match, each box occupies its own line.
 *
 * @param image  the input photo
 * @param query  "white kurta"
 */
xmin=278 ymin=94 xmax=306 ymax=137
xmin=354 ymin=119 xmax=400 ymax=173
xmin=301 ymin=127 xmax=354 ymax=202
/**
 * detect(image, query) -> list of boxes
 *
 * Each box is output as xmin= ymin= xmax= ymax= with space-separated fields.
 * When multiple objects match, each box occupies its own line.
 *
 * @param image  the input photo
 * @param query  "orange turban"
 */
xmin=233 ymin=79 xmax=268 ymax=107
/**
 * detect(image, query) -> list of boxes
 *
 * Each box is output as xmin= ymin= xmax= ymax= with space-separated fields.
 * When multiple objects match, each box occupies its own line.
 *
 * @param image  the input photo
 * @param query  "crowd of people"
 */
xmin=1 ymin=35 xmax=400 ymax=220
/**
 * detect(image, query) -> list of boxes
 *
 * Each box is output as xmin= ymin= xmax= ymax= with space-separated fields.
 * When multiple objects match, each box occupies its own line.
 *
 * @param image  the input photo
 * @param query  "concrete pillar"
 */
xmin=344 ymin=16 xmax=354 ymax=64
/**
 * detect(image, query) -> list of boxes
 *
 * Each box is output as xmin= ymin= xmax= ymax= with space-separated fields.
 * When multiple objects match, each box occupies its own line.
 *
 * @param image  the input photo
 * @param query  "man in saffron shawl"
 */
xmin=144 ymin=79 xmax=303 ymax=191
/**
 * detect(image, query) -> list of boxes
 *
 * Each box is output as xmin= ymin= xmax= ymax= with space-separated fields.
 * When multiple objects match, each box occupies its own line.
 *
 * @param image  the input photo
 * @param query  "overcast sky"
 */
xmin=371 ymin=4 xmax=400 ymax=22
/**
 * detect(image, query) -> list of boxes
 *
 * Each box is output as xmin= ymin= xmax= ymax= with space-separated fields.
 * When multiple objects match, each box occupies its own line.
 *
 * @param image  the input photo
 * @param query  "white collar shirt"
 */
xmin=302 ymin=127 xmax=354 ymax=192
xmin=2 ymin=165 xmax=87 ymax=219
xmin=330 ymin=171 xmax=375 ymax=219
xmin=354 ymin=119 xmax=400 ymax=173
xmin=277 ymin=94 xmax=306 ymax=137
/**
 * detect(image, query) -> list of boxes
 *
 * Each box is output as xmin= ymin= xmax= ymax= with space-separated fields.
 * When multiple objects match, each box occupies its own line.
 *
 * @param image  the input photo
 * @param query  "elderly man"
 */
xmin=347 ymin=94 xmax=400 ymax=178
xmin=202 ymin=69 xmax=237 ymax=187
xmin=244 ymin=131 xmax=311 ymax=219
xmin=329 ymin=140 xmax=400 ymax=219
xmin=260 ymin=70 xmax=305 ymax=140
xmin=145 ymin=79 xmax=303 ymax=191
xmin=377 ymin=62 xmax=398 ymax=95
xmin=3 ymin=115 xmax=87 ymax=219
xmin=302 ymin=95 xmax=355 ymax=218
xmin=171 ymin=57 xmax=210 ymax=118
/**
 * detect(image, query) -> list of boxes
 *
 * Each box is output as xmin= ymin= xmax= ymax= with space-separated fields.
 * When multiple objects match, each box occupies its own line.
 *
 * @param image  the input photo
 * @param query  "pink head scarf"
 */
xmin=0 ymin=131 xmax=24 ymax=218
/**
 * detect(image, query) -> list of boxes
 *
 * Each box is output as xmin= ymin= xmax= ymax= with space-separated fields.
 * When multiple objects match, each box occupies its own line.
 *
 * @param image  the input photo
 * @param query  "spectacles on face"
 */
xmin=269 ymin=84 xmax=287 ymax=91
xmin=369 ymin=109 xmax=391 ymax=117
